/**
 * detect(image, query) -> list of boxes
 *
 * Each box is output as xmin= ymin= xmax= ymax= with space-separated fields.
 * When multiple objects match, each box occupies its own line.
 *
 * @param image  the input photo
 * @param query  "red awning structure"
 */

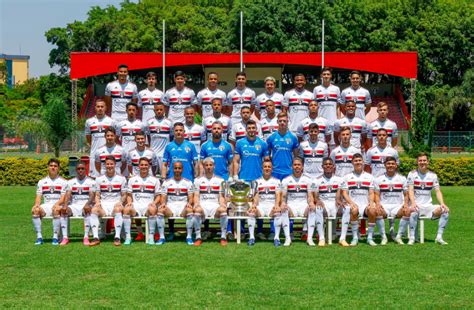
xmin=70 ymin=52 xmax=417 ymax=80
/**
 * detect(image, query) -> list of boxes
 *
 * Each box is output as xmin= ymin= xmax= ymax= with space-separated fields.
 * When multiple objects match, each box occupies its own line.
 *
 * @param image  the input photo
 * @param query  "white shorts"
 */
xmin=202 ymin=203 xmax=220 ymax=218
xmin=323 ymin=201 xmax=338 ymax=218
xmin=40 ymin=203 xmax=55 ymax=217
xmin=382 ymin=204 xmax=403 ymax=218
xmin=418 ymin=204 xmax=440 ymax=219
xmin=133 ymin=203 xmax=150 ymax=217
xmin=257 ymin=203 xmax=273 ymax=217
xmin=101 ymin=201 xmax=118 ymax=217
xmin=289 ymin=204 xmax=307 ymax=217
xmin=69 ymin=203 xmax=85 ymax=217
xmin=168 ymin=204 xmax=186 ymax=217
xmin=355 ymin=204 xmax=367 ymax=218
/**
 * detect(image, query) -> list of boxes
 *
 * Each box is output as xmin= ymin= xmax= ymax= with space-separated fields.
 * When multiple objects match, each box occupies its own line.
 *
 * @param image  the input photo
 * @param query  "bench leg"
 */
xmin=420 ymin=219 xmax=425 ymax=244
xmin=236 ymin=219 xmax=241 ymax=244
xmin=145 ymin=218 xmax=149 ymax=243
xmin=327 ymin=219 xmax=332 ymax=245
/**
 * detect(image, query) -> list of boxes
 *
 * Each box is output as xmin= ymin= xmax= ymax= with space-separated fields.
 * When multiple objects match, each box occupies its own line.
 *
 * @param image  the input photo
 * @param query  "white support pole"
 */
xmin=321 ymin=19 xmax=325 ymax=70
xmin=162 ymin=20 xmax=166 ymax=93
xmin=240 ymin=11 xmax=243 ymax=72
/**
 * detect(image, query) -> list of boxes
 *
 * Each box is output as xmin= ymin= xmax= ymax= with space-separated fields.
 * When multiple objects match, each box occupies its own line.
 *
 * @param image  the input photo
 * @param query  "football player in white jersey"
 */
xmin=296 ymin=100 xmax=332 ymax=144
xmin=127 ymin=131 xmax=158 ymax=177
xmin=145 ymin=102 xmax=172 ymax=169
xmin=341 ymin=153 xmax=375 ymax=246
xmin=95 ymin=127 xmax=127 ymax=176
xmin=164 ymin=71 xmax=196 ymax=124
xmin=159 ymin=161 xmax=195 ymax=245
xmin=91 ymin=156 xmax=128 ymax=246
xmin=299 ymin=123 xmax=329 ymax=179
xmin=280 ymin=157 xmax=317 ymax=246
xmin=339 ymin=70 xmax=372 ymax=119
xmin=115 ymin=102 xmax=145 ymax=155
xmin=138 ymin=71 xmax=165 ymax=123
xmin=313 ymin=67 xmax=341 ymax=125
xmin=195 ymin=72 xmax=227 ymax=121
xmin=31 ymin=159 xmax=68 ymax=245
xmin=374 ymin=157 xmax=413 ymax=245
xmin=193 ymin=157 xmax=228 ymax=246
xmin=63 ymin=161 xmax=96 ymax=246
xmin=226 ymin=71 xmax=257 ymax=124
xmin=183 ymin=107 xmax=206 ymax=154
xmin=333 ymin=100 xmax=367 ymax=152
xmin=229 ymin=106 xmax=262 ymax=147
xmin=104 ymin=64 xmax=138 ymax=121
xmin=331 ymin=127 xmax=360 ymax=177
xmin=125 ymin=158 xmax=161 ymax=245
xmin=368 ymin=101 xmax=398 ymax=147
xmin=282 ymin=73 xmax=313 ymax=134
xmin=365 ymin=128 xmax=399 ymax=177
xmin=407 ymin=153 xmax=449 ymax=245
xmin=85 ymin=99 xmax=115 ymax=177
xmin=259 ymin=99 xmax=279 ymax=141
xmin=255 ymin=76 xmax=284 ymax=119
xmin=203 ymin=98 xmax=232 ymax=141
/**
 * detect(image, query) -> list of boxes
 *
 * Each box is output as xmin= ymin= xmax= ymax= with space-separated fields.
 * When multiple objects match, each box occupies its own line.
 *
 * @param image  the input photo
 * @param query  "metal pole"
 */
xmin=240 ymin=11 xmax=243 ymax=72
xmin=322 ymin=19 xmax=325 ymax=69
xmin=71 ymin=79 xmax=78 ymax=152
xmin=162 ymin=20 xmax=166 ymax=92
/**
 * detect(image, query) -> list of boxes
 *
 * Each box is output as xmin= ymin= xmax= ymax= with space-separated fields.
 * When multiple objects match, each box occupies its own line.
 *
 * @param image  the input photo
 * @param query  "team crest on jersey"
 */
xmin=327 ymin=185 xmax=332 ymax=192
xmin=240 ymin=97 xmax=244 ymax=104
xmin=140 ymin=185 xmax=145 ymax=192
xmin=296 ymin=184 xmax=300 ymax=192
xmin=49 ymin=186 xmax=54 ymax=193
xmin=265 ymin=187 xmax=269 ymax=194
xmin=207 ymin=186 xmax=212 ymax=194
xmin=108 ymin=185 xmax=113 ymax=192
xmin=219 ymin=145 xmax=225 ymax=151
xmin=78 ymin=187 xmax=83 ymax=194
xmin=185 ymin=146 xmax=190 ymax=153
xmin=178 ymin=97 xmax=182 ymax=104
xmin=420 ymin=182 xmax=425 ymax=189
xmin=389 ymin=184 xmax=393 ymax=192
xmin=255 ymin=145 xmax=261 ymax=151
xmin=286 ymin=138 xmax=291 ymax=144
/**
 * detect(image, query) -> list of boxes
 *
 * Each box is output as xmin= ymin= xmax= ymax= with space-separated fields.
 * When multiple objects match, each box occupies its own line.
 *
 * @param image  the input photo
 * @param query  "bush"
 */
xmin=0 ymin=157 xmax=69 ymax=186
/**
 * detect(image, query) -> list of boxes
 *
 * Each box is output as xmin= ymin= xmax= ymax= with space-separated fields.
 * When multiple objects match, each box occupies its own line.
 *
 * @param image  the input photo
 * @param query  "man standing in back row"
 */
xmin=195 ymin=72 xmax=227 ymax=121
xmin=104 ymin=64 xmax=138 ymax=122
xmin=164 ymin=71 xmax=196 ymax=124
xmin=283 ymin=73 xmax=313 ymax=134
xmin=339 ymin=70 xmax=372 ymax=120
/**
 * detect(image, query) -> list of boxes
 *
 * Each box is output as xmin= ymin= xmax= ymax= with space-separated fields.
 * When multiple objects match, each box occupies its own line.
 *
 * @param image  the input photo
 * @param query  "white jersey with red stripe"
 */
xmin=255 ymin=92 xmax=284 ymax=119
xmin=339 ymin=86 xmax=372 ymax=120
xmin=145 ymin=117 xmax=172 ymax=157
xmin=334 ymin=116 xmax=367 ymax=150
xmin=164 ymin=87 xmax=196 ymax=124
xmin=95 ymin=144 xmax=127 ymax=175
xmin=162 ymin=177 xmax=194 ymax=208
xmin=36 ymin=176 xmax=68 ymax=205
xmin=283 ymin=88 xmax=313 ymax=133
xmin=296 ymin=116 xmax=333 ymax=142
xmin=407 ymin=170 xmax=439 ymax=206
xmin=365 ymin=145 xmax=399 ymax=177
xmin=115 ymin=118 xmax=145 ymax=153
xmin=127 ymin=148 xmax=157 ymax=177
xmin=84 ymin=115 xmax=115 ymax=156
xmin=255 ymin=176 xmax=281 ymax=207
xmin=184 ymin=123 xmax=206 ymax=154
xmin=341 ymin=171 xmax=374 ymax=208
xmin=229 ymin=121 xmax=262 ymax=142
xmin=138 ymin=88 xmax=165 ymax=123
xmin=299 ymin=140 xmax=329 ymax=178
xmin=259 ymin=115 xmax=279 ymax=141
xmin=281 ymin=174 xmax=314 ymax=205
xmin=67 ymin=177 xmax=96 ymax=206
xmin=368 ymin=118 xmax=398 ymax=146
xmin=194 ymin=175 xmax=224 ymax=206
xmin=313 ymin=84 xmax=341 ymax=123
xmin=330 ymin=145 xmax=360 ymax=177
xmin=374 ymin=173 xmax=407 ymax=206
xmin=96 ymin=174 xmax=127 ymax=203
xmin=203 ymin=114 xmax=232 ymax=141
xmin=314 ymin=174 xmax=343 ymax=206
xmin=105 ymin=80 xmax=138 ymax=121
xmin=127 ymin=175 xmax=161 ymax=205
xmin=195 ymin=87 xmax=227 ymax=120
xmin=227 ymin=87 xmax=257 ymax=123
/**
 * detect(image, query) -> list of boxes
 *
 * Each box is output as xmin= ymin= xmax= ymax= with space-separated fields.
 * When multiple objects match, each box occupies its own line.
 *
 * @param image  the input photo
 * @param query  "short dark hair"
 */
xmin=241 ymin=106 xmax=251 ymax=112
xmin=321 ymin=67 xmax=332 ymax=74
xmin=352 ymin=153 xmax=363 ymax=161
xmin=208 ymin=72 xmax=218 ymax=77
xmin=174 ymin=71 xmax=185 ymax=78
xmin=211 ymin=97 xmax=222 ymax=104
xmin=118 ymin=64 xmax=128 ymax=70
xmin=416 ymin=152 xmax=430 ymax=160
xmin=340 ymin=126 xmax=352 ymax=134
xmin=77 ymin=161 xmax=87 ymax=167
xmin=104 ymin=127 xmax=116 ymax=135
xmin=126 ymin=102 xmax=138 ymax=110
xmin=246 ymin=119 xmax=257 ymax=126
xmin=384 ymin=156 xmax=397 ymax=164
xmin=322 ymin=157 xmax=333 ymax=164
xmin=294 ymin=73 xmax=306 ymax=79
xmin=173 ymin=122 xmax=184 ymax=129
xmin=135 ymin=131 xmax=146 ymax=138
xmin=293 ymin=157 xmax=304 ymax=165
xmin=350 ymin=70 xmax=361 ymax=77
xmin=146 ymin=72 xmax=156 ymax=78
xmin=139 ymin=157 xmax=151 ymax=164
xmin=236 ymin=71 xmax=246 ymax=78
xmin=48 ymin=158 xmax=60 ymax=166
xmin=308 ymin=123 xmax=319 ymax=131
xmin=376 ymin=128 xmax=388 ymax=135
xmin=105 ymin=155 xmax=116 ymax=163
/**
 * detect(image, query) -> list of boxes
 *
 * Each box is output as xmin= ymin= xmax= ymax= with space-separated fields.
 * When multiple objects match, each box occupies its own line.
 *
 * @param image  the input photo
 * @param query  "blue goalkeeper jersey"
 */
xmin=266 ymin=130 xmax=299 ymax=177
xmin=200 ymin=139 xmax=234 ymax=180
xmin=235 ymin=137 xmax=269 ymax=182
xmin=163 ymin=140 xmax=198 ymax=181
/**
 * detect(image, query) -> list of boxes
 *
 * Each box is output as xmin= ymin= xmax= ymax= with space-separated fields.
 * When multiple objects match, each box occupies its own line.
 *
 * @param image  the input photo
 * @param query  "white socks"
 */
xmin=282 ymin=212 xmax=290 ymax=240
xmin=194 ymin=215 xmax=202 ymax=240
xmin=114 ymin=213 xmax=123 ymax=239
xmin=409 ymin=212 xmax=418 ymax=240
xmin=219 ymin=215 xmax=228 ymax=239
xmin=60 ymin=216 xmax=69 ymax=239
xmin=53 ymin=218 xmax=61 ymax=239
xmin=123 ymin=215 xmax=131 ymax=240
xmin=376 ymin=217 xmax=386 ymax=238
xmin=351 ymin=221 xmax=359 ymax=241
xmin=157 ymin=215 xmax=165 ymax=240
xmin=315 ymin=208 xmax=325 ymax=241
xmin=339 ymin=207 xmax=350 ymax=242
xmin=84 ymin=216 xmax=91 ymax=238
xmin=307 ymin=211 xmax=316 ymax=241
xmin=397 ymin=216 xmax=409 ymax=238
xmin=247 ymin=217 xmax=256 ymax=240
xmin=90 ymin=214 xmax=100 ymax=239
xmin=273 ymin=216 xmax=282 ymax=241
xmin=148 ymin=216 xmax=157 ymax=240
xmin=367 ymin=222 xmax=375 ymax=240
xmin=185 ymin=214 xmax=193 ymax=239
xmin=32 ymin=217 xmax=42 ymax=238
xmin=437 ymin=212 xmax=449 ymax=240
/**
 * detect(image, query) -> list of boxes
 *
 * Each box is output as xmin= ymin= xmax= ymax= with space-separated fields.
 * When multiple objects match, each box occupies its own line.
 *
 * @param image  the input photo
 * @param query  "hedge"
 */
xmin=0 ymin=157 xmax=473 ymax=186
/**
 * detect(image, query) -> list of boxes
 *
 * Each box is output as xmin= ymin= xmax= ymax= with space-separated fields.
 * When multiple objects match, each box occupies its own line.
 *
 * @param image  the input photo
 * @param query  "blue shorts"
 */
xmin=272 ymin=172 xmax=290 ymax=181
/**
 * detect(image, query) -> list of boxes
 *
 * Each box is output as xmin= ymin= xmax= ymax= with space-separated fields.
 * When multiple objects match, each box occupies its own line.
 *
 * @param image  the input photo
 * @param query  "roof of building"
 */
xmin=0 ymin=53 xmax=30 ymax=60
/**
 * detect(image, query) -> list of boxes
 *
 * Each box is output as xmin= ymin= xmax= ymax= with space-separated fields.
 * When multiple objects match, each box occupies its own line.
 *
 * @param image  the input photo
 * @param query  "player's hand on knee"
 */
xmin=441 ymin=204 xmax=449 ymax=212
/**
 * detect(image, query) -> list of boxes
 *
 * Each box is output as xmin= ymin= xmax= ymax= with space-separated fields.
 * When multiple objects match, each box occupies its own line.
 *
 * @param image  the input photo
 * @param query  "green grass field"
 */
xmin=1 ymin=186 xmax=473 ymax=308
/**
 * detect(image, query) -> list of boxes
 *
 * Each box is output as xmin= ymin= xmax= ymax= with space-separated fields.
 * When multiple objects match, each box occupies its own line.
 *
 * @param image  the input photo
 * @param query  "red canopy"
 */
xmin=70 ymin=52 xmax=417 ymax=79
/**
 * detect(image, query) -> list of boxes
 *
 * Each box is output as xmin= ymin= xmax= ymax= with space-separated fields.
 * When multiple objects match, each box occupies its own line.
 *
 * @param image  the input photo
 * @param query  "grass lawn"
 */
xmin=1 ymin=186 xmax=473 ymax=308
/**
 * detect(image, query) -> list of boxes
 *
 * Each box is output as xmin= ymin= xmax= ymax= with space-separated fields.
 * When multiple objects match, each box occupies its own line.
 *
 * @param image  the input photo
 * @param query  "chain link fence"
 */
xmin=398 ymin=131 xmax=473 ymax=153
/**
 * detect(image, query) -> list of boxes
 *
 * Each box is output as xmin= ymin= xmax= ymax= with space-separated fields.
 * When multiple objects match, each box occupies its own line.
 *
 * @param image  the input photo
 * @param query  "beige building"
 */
xmin=0 ymin=54 xmax=30 ymax=87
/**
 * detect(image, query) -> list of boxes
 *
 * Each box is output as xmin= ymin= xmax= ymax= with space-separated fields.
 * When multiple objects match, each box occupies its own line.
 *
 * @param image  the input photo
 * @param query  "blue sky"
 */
xmin=0 ymin=0 xmax=126 ymax=77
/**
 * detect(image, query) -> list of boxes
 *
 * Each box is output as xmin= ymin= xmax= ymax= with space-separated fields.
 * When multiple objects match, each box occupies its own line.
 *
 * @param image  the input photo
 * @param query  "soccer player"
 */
xmin=92 ymin=156 xmax=128 ymax=246
xmin=299 ymin=123 xmax=329 ymax=178
xmin=340 ymin=153 xmax=375 ymax=246
xmin=333 ymin=100 xmax=367 ymax=153
xmin=280 ymin=157 xmax=316 ymax=246
xmin=368 ymin=101 xmax=398 ymax=147
xmin=313 ymin=67 xmax=341 ymax=125
xmin=138 ymin=71 xmax=165 ymax=123
xmin=159 ymin=161 xmax=195 ymax=245
xmin=282 ymin=73 xmax=313 ymax=134
xmin=407 ymin=153 xmax=449 ymax=245
xmin=330 ymin=127 xmax=360 ymax=177
xmin=162 ymin=122 xmax=199 ymax=182
xmin=374 ymin=156 xmax=413 ymax=245
xmin=255 ymin=76 xmax=284 ymax=119
xmin=233 ymin=120 xmax=270 ymax=182
xmin=95 ymin=127 xmax=127 ymax=176
xmin=163 ymin=71 xmax=196 ymax=124
xmin=195 ymin=72 xmax=227 ymax=121
xmin=313 ymin=158 xmax=345 ymax=247
xmin=259 ymin=99 xmax=279 ymax=141
xmin=229 ymin=106 xmax=262 ymax=147
xmin=266 ymin=112 xmax=299 ymax=180
xmin=115 ymin=102 xmax=145 ymax=155
xmin=85 ymin=99 xmax=115 ymax=177
xmin=200 ymin=121 xmax=233 ymax=180
xmin=63 ymin=161 xmax=96 ymax=246
xmin=31 ymin=158 xmax=68 ymax=245
xmin=227 ymin=71 xmax=256 ymax=124
xmin=104 ymin=64 xmax=138 ymax=121
xmin=296 ymin=100 xmax=332 ymax=144
xmin=125 ymin=157 xmax=161 ymax=245
xmin=127 ymin=131 xmax=158 ymax=177
xmin=145 ymin=102 xmax=172 ymax=170
xmin=203 ymin=98 xmax=232 ymax=141
xmin=339 ymin=70 xmax=372 ymax=119
xmin=193 ymin=157 xmax=229 ymax=246
xmin=365 ymin=128 xmax=399 ymax=177
xmin=183 ymin=107 xmax=206 ymax=154
xmin=248 ymin=159 xmax=283 ymax=246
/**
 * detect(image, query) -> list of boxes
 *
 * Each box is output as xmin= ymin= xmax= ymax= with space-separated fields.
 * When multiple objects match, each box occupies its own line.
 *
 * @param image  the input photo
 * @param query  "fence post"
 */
xmin=448 ymin=131 xmax=451 ymax=153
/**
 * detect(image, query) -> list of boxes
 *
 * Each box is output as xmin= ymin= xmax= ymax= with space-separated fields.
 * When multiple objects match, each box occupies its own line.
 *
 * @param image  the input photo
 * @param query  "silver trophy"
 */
xmin=225 ymin=180 xmax=254 ymax=217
